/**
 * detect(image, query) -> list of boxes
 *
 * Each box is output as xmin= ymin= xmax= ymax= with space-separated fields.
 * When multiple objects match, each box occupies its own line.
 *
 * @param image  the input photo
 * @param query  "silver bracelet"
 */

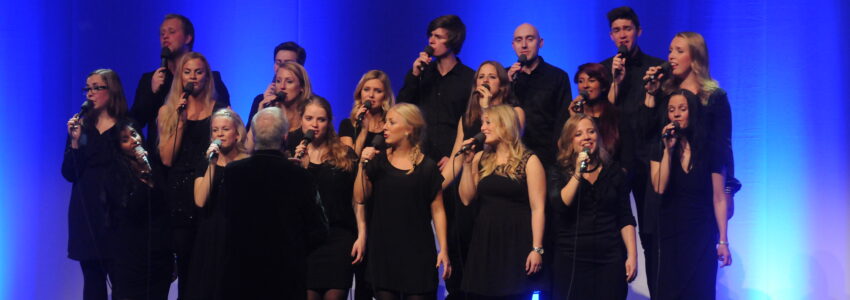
xmin=717 ymin=240 xmax=729 ymax=245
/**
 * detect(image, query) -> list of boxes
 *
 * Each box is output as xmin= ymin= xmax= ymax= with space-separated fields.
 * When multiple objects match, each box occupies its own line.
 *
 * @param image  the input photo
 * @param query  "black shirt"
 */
xmin=547 ymin=161 xmax=636 ymax=263
xmin=511 ymin=56 xmax=572 ymax=166
xmin=130 ymin=69 xmax=230 ymax=164
xmin=398 ymin=60 xmax=475 ymax=161
xmin=601 ymin=47 xmax=665 ymax=169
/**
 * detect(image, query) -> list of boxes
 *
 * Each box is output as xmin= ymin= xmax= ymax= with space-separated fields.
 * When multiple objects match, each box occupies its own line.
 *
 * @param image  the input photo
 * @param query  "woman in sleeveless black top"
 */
xmin=156 ymin=52 xmax=226 ymax=299
xmin=458 ymin=105 xmax=546 ymax=298
xmin=648 ymin=90 xmax=731 ymax=300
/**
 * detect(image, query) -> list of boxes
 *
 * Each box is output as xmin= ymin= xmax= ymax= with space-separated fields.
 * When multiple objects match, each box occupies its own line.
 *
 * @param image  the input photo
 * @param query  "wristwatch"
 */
xmin=533 ymin=247 xmax=545 ymax=255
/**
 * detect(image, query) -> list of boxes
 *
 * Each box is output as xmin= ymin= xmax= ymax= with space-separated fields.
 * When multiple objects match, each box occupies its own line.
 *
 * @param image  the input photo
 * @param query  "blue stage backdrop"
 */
xmin=1 ymin=0 xmax=847 ymax=299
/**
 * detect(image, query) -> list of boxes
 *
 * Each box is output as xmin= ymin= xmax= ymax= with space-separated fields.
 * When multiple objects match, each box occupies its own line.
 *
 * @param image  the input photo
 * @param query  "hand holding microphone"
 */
xmin=357 ymin=101 xmax=373 ymax=126
xmin=263 ymin=92 xmax=286 ymax=109
xmin=578 ymin=147 xmax=591 ymax=173
xmin=295 ymin=130 xmax=316 ymax=159
xmin=179 ymin=82 xmax=195 ymax=112
xmin=413 ymin=46 xmax=435 ymax=77
xmin=361 ymin=135 xmax=385 ymax=165
xmin=134 ymin=145 xmax=152 ymax=174
xmin=206 ymin=139 xmax=223 ymax=162
xmin=455 ymin=132 xmax=485 ymax=159
xmin=643 ymin=62 xmax=671 ymax=94
xmin=662 ymin=121 xmax=680 ymax=150
xmin=510 ymin=54 xmax=529 ymax=82
xmin=613 ymin=44 xmax=628 ymax=82
xmin=152 ymin=47 xmax=172 ymax=93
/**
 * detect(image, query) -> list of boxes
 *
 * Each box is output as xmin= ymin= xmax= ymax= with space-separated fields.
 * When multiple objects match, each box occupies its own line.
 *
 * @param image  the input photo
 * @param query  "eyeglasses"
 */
xmin=82 ymin=86 xmax=109 ymax=93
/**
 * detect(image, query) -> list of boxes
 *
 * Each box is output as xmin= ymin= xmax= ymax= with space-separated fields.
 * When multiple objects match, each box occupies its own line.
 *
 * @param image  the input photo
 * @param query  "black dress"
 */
xmin=108 ymin=161 xmax=172 ymax=300
xmin=462 ymin=151 xmax=545 ymax=296
xmin=364 ymin=153 xmax=443 ymax=294
xmin=547 ymin=161 xmax=636 ymax=300
xmin=305 ymin=150 xmax=359 ymax=289
xmin=186 ymin=163 xmax=228 ymax=300
xmin=651 ymin=146 xmax=720 ymax=300
xmin=164 ymin=101 xmax=227 ymax=298
xmin=339 ymin=118 xmax=381 ymax=149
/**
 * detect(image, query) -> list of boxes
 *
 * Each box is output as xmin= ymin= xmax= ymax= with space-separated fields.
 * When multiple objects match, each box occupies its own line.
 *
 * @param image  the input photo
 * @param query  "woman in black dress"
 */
xmin=245 ymin=61 xmax=314 ymax=153
xmin=340 ymin=70 xmax=395 ymax=156
xmin=548 ymin=114 xmax=637 ymax=300
xmin=457 ymin=105 xmax=546 ymax=299
xmin=62 ymin=68 xmax=128 ymax=300
xmin=292 ymin=97 xmax=360 ymax=300
xmin=649 ymin=90 xmax=731 ymax=300
xmin=354 ymin=103 xmax=451 ymax=300
xmin=567 ymin=63 xmax=620 ymax=158
xmin=110 ymin=122 xmax=172 ymax=300
xmin=186 ymin=108 xmax=249 ymax=300
xmin=156 ymin=51 xmax=227 ymax=298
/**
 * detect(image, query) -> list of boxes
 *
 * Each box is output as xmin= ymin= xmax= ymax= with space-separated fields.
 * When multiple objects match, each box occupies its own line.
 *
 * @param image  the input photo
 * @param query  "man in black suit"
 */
xmin=221 ymin=107 xmax=328 ymax=299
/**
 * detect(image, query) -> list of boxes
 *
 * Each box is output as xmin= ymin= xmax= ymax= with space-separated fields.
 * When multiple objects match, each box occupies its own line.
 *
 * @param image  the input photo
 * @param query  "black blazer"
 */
xmin=221 ymin=150 xmax=328 ymax=300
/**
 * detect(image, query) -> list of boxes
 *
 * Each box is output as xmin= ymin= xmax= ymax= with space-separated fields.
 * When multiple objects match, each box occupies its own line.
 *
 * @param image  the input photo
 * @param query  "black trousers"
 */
xmin=80 ymin=259 xmax=111 ymax=300
xmin=172 ymin=225 xmax=196 ymax=300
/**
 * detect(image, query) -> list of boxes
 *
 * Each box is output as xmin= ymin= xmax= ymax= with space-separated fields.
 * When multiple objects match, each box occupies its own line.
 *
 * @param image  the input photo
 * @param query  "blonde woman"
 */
xmin=457 ymin=105 xmax=546 ymax=298
xmin=354 ymin=103 xmax=451 ymax=300
xmin=188 ymin=108 xmax=249 ymax=299
xmin=155 ymin=51 xmax=226 ymax=298
xmin=245 ymin=61 xmax=314 ymax=153
xmin=339 ymin=70 xmax=395 ymax=155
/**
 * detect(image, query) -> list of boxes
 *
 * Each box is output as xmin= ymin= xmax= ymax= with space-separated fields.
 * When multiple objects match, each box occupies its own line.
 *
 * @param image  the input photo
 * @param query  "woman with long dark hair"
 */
xmin=110 ymin=122 xmax=172 ymax=300
xmin=649 ymin=90 xmax=731 ymax=299
xmin=62 ymin=69 xmax=128 ymax=300
xmin=567 ymin=63 xmax=620 ymax=158
xmin=548 ymin=114 xmax=637 ymax=300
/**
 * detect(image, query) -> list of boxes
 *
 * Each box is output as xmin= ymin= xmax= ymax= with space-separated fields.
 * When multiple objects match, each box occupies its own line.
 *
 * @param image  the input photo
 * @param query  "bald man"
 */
xmin=507 ymin=23 xmax=572 ymax=167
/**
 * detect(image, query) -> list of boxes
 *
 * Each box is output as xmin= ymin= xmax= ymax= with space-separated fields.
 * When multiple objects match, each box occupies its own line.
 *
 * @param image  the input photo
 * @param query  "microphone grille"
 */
xmin=212 ymin=139 xmax=223 ymax=147
xmin=424 ymin=46 xmax=435 ymax=56
xmin=305 ymin=130 xmax=316 ymax=141
xmin=371 ymin=134 xmax=386 ymax=149
xmin=363 ymin=101 xmax=373 ymax=109
xmin=161 ymin=47 xmax=172 ymax=58
xmin=518 ymin=54 xmax=528 ymax=64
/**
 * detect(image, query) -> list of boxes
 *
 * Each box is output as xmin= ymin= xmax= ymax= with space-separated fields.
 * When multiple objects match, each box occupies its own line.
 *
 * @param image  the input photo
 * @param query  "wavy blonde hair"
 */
xmin=158 ymin=52 xmax=218 ymax=138
xmin=348 ymin=70 xmax=395 ymax=126
xmin=211 ymin=108 xmax=247 ymax=154
xmin=387 ymin=103 xmax=425 ymax=175
xmin=303 ymin=97 xmax=355 ymax=172
xmin=479 ymin=105 xmax=528 ymax=181
xmin=662 ymin=32 xmax=719 ymax=105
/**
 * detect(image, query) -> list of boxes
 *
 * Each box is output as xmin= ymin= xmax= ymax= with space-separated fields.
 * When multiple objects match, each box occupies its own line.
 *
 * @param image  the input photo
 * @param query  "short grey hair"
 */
xmin=251 ymin=107 xmax=289 ymax=151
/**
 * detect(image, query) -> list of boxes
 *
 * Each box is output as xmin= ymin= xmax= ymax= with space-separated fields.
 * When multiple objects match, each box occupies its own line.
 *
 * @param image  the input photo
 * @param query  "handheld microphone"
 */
xmin=134 ymin=145 xmax=152 ymax=171
xmin=357 ymin=101 xmax=373 ymax=124
xmin=296 ymin=130 xmax=315 ymax=159
xmin=476 ymin=83 xmax=491 ymax=95
xmin=662 ymin=121 xmax=681 ymax=140
xmin=79 ymin=100 xmax=93 ymax=116
xmin=179 ymin=82 xmax=195 ymax=111
xmin=579 ymin=147 xmax=590 ymax=173
xmin=455 ymin=132 xmax=485 ymax=157
xmin=264 ymin=92 xmax=286 ymax=108
xmin=513 ymin=54 xmax=529 ymax=81
xmin=574 ymin=91 xmax=590 ymax=113
xmin=615 ymin=45 xmax=628 ymax=76
xmin=419 ymin=46 xmax=435 ymax=73
xmin=646 ymin=62 xmax=672 ymax=84
xmin=363 ymin=135 xmax=385 ymax=164
xmin=207 ymin=139 xmax=223 ymax=161
xmin=160 ymin=47 xmax=172 ymax=69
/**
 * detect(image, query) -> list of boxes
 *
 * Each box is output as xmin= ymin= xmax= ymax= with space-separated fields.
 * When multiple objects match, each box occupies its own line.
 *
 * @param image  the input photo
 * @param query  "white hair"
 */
xmin=251 ymin=107 xmax=289 ymax=151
